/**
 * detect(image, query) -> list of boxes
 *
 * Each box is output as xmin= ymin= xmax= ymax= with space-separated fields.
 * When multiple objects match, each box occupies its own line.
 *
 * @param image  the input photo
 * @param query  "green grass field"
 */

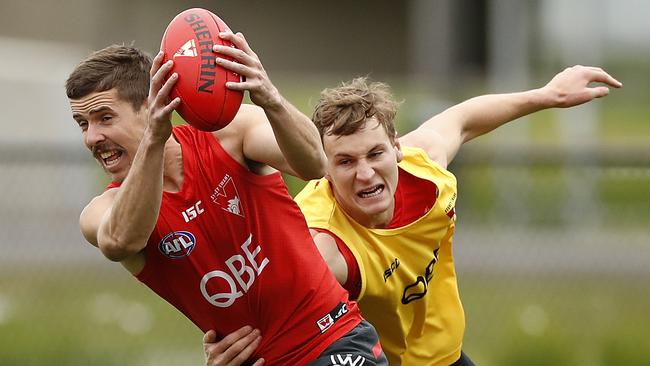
xmin=1 ymin=267 xmax=648 ymax=365
xmin=0 ymin=266 xmax=203 ymax=366
xmin=460 ymin=276 xmax=650 ymax=366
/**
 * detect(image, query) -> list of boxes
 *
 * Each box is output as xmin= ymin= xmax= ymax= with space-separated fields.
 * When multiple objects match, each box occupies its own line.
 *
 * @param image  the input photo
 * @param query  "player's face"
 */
xmin=323 ymin=120 xmax=403 ymax=228
xmin=70 ymin=89 xmax=147 ymax=182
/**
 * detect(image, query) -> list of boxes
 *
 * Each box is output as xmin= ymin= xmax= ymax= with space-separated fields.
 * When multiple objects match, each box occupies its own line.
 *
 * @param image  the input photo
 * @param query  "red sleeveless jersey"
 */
xmin=112 ymin=125 xmax=361 ymax=365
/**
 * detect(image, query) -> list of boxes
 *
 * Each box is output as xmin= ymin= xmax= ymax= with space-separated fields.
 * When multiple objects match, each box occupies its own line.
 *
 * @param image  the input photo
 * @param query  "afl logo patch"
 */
xmin=159 ymin=231 xmax=196 ymax=259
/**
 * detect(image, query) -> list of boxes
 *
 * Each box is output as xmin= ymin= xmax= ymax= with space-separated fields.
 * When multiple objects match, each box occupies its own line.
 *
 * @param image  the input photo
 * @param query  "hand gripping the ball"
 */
xmin=147 ymin=51 xmax=181 ymax=142
xmin=213 ymin=31 xmax=283 ymax=111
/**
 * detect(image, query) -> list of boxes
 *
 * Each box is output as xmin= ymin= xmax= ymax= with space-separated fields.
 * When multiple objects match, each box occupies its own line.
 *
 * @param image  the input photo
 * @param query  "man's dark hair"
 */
xmin=66 ymin=44 xmax=152 ymax=111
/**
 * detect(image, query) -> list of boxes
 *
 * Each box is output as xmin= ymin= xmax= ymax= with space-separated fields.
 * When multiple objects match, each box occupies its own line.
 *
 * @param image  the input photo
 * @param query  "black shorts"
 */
xmin=308 ymin=320 xmax=389 ymax=366
xmin=450 ymin=351 xmax=476 ymax=366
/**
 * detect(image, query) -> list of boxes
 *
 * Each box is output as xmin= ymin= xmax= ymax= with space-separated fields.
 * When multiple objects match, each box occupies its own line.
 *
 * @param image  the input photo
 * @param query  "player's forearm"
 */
xmin=450 ymin=88 xmax=552 ymax=143
xmin=264 ymin=96 xmax=326 ymax=180
xmin=97 ymin=135 xmax=166 ymax=261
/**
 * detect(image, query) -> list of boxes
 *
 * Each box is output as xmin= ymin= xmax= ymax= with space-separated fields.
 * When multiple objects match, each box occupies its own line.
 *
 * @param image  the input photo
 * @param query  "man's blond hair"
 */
xmin=312 ymin=77 xmax=400 ymax=142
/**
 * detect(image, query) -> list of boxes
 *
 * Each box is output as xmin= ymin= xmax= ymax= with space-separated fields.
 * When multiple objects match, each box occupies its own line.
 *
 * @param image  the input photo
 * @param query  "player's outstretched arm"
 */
xmin=213 ymin=31 xmax=326 ymax=180
xmin=83 ymin=52 xmax=180 ymax=263
xmin=203 ymin=327 xmax=265 ymax=366
xmin=400 ymin=65 xmax=622 ymax=168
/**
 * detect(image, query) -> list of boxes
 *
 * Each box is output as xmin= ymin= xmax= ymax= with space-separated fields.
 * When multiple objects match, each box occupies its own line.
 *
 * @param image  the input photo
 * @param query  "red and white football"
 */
xmin=160 ymin=8 xmax=243 ymax=131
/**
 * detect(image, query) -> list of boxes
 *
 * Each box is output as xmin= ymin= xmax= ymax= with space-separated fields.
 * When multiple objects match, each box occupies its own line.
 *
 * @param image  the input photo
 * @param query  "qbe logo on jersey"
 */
xmin=159 ymin=231 xmax=196 ymax=259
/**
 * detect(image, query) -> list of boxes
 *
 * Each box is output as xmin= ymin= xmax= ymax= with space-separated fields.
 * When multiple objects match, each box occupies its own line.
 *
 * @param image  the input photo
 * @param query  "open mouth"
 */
xmin=357 ymin=184 xmax=384 ymax=198
xmin=98 ymin=150 xmax=123 ymax=168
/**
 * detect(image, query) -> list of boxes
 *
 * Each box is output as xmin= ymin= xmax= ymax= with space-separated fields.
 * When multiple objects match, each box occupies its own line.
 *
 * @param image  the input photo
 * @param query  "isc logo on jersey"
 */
xmin=159 ymin=231 xmax=196 ymax=259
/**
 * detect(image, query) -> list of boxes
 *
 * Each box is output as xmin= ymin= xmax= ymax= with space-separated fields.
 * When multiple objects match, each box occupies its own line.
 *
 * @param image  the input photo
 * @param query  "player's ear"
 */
xmin=394 ymin=138 xmax=403 ymax=163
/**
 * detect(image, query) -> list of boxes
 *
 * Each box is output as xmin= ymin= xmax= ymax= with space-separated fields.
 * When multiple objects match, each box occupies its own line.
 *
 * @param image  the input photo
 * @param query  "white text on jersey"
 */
xmin=182 ymin=200 xmax=204 ymax=222
xmin=200 ymin=234 xmax=269 ymax=308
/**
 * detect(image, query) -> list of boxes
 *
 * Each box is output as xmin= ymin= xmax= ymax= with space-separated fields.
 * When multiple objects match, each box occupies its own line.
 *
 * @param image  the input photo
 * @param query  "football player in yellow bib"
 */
xmin=203 ymin=66 xmax=621 ymax=366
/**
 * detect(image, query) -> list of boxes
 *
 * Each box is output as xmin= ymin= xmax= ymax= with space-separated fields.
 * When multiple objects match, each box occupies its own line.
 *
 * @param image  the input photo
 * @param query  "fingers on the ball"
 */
xmin=151 ymin=60 xmax=174 ymax=96
xmin=252 ymin=359 xmax=265 ymax=366
xmin=234 ymin=32 xmax=254 ymax=54
xmin=218 ymin=30 xmax=235 ymax=39
xmin=158 ymin=72 xmax=178 ymax=98
xmin=217 ymin=58 xmax=248 ymax=75
xmin=214 ymin=45 xmax=248 ymax=63
xmin=225 ymin=81 xmax=251 ymax=91
xmin=150 ymin=51 xmax=165 ymax=78
xmin=219 ymin=31 xmax=241 ymax=46
xmin=222 ymin=31 xmax=255 ymax=56
xmin=162 ymin=97 xmax=180 ymax=115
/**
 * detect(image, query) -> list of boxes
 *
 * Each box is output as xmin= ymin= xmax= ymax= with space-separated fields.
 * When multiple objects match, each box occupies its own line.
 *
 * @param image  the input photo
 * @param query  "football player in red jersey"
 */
xmin=66 ymin=30 xmax=388 ymax=366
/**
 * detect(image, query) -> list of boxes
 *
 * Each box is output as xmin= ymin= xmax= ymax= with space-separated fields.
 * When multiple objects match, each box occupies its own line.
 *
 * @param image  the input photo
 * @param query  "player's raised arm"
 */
xmin=213 ymin=31 xmax=327 ymax=180
xmin=77 ymin=52 xmax=180 ymax=263
xmin=400 ymin=65 xmax=622 ymax=168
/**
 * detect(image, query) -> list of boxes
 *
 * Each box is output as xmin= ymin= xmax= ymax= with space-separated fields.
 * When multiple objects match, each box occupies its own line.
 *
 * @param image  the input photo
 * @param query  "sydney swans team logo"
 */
xmin=159 ymin=231 xmax=196 ymax=259
xmin=211 ymin=174 xmax=244 ymax=217
xmin=174 ymin=39 xmax=197 ymax=57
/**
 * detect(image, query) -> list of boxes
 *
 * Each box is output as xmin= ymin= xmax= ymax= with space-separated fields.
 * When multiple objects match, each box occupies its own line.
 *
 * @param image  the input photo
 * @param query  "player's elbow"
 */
xmin=300 ymin=166 xmax=326 ymax=181
xmin=297 ymin=152 xmax=327 ymax=180
xmin=97 ymin=237 xmax=143 ymax=262
xmin=99 ymin=242 xmax=130 ymax=262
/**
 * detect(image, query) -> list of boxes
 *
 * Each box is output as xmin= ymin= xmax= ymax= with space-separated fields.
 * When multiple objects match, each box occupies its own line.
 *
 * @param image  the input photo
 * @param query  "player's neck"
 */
xmin=364 ymin=206 xmax=394 ymax=229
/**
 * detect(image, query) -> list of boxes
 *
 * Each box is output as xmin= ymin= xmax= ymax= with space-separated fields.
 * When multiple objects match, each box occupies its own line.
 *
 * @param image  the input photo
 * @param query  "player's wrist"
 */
xmin=142 ymin=127 xmax=170 ymax=148
xmin=256 ymin=88 xmax=284 ymax=112
xmin=528 ymin=87 xmax=559 ymax=110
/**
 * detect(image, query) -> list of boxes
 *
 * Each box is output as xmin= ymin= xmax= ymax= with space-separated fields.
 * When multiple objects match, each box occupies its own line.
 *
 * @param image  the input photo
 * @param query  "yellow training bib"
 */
xmin=296 ymin=147 xmax=465 ymax=366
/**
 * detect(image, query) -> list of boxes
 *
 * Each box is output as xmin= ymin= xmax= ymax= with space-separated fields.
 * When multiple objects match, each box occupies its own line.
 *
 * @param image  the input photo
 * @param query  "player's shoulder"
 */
xmin=87 ymin=187 xmax=117 ymax=204
xmin=81 ymin=188 xmax=118 ymax=221
xmin=400 ymin=142 xmax=448 ymax=169
xmin=230 ymin=103 xmax=266 ymax=127
xmin=296 ymin=179 xmax=333 ymax=205
xmin=79 ymin=188 xmax=118 ymax=247
xmin=399 ymin=145 xmax=458 ymax=187
xmin=400 ymin=130 xmax=449 ymax=168
xmin=212 ymin=104 xmax=265 ymax=142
